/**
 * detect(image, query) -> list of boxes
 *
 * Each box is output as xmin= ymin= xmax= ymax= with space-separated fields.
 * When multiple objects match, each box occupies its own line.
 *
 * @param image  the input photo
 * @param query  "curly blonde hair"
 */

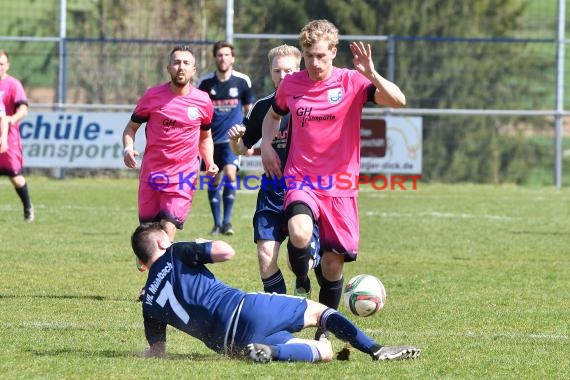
xmin=299 ymin=19 xmax=339 ymax=50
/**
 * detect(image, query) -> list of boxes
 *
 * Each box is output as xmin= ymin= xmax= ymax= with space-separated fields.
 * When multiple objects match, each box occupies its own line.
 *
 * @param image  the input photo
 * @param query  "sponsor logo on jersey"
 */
xmin=328 ymin=88 xmax=342 ymax=104
xmin=187 ymin=107 xmax=199 ymax=120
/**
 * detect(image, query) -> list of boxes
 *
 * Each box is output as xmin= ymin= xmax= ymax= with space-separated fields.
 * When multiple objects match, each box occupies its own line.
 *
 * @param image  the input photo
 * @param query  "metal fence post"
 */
xmin=554 ymin=0 xmax=566 ymax=189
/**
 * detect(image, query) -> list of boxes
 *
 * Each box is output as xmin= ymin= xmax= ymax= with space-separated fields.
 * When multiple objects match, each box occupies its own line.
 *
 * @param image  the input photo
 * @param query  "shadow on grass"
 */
xmin=509 ymin=230 xmax=567 ymax=236
xmin=25 ymin=348 xmax=221 ymax=361
xmin=0 ymin=293 xmax=136 ymax=302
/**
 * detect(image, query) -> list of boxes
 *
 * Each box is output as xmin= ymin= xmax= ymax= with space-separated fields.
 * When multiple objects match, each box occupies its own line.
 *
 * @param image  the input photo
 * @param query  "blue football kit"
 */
xmin=241 ymin=93 xmax=320 ymax=266
xmin=142 ymin=241 xmax=308 ymax=355
xmin=140 ymin=240 xmax=420 ymax=362
xmin=197 ymin=71 xmax=255 ymax=144
xmin=242 ymin=93 xmax=291 ymax=243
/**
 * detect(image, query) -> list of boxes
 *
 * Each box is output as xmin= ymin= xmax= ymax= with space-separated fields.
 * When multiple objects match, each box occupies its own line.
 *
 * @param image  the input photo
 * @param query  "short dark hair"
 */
xmin=169 ymin=45 xmax=195 ymax=63
xmin=131 ymin=222 xmax=164 ymax=264
xmin=212 ymin=41 xmax=234 ymax=57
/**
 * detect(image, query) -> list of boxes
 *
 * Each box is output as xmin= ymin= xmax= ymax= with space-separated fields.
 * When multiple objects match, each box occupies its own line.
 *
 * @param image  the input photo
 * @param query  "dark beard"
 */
xmin=171 ymin=77 xmax=189 ymax=87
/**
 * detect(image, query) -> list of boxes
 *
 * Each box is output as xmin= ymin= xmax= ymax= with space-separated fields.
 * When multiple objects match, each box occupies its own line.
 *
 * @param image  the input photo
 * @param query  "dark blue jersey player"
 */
xmin=132 ymin=222 xmax=421 ymax=363
xmin=198 ymin=41 xmax=255 ymax=236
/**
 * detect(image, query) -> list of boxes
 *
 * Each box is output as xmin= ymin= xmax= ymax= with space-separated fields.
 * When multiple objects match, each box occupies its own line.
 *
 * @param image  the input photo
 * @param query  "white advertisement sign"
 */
xmin=20 ymin=113 xmax=421 ymax=174
xmin=20 ymin=112 xmax=145 ymax=168
xmin=241 ymin=116 xmax=423 ymax=174
xmin=360 ymin=116 xmax=422 ymax=174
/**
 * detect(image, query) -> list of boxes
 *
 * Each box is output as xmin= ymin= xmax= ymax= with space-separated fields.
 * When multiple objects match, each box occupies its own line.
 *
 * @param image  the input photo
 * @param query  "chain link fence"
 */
xmin=1 ymin=1 xmax=569 ymax=185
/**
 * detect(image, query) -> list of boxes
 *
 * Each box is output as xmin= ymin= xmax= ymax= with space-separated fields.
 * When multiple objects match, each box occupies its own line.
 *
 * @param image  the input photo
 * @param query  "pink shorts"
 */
xmin=138 ymin=181 xmax=194 ymax=229
xmin=284 ymin=188 xmax=359 ymax=261
xmin=0 ymin=140 xmax=23 ymax=176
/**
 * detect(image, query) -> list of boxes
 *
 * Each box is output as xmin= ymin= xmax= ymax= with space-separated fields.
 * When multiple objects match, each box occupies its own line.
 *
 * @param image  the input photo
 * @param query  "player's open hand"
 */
xmin=227 ymin=124 xmax=246 ymax=141
xmin=350 ymin=41 xmax=375 ymax=76
xmin=124 ymin=147 xmax=139 ymax=168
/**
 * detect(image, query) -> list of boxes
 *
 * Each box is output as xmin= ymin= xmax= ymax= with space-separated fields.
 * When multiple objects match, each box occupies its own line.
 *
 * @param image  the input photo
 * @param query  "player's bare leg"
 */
xmin=258 ymin=240 xmax=286 ymax=293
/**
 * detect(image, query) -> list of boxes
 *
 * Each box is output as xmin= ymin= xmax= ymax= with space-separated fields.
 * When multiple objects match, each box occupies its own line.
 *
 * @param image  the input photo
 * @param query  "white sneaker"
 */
xmin=246 ymin=343 xmax=274 ymax=364
xmin=373 ymin=346 xmax=421 ymax=360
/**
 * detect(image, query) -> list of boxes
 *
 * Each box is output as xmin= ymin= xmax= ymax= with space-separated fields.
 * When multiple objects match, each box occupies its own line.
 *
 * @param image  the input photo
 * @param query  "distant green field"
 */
xmin=0 ymin=177 xmax=568 ymax=379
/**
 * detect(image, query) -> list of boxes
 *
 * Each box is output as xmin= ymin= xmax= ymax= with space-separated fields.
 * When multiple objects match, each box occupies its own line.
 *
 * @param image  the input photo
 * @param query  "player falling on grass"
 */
xmin=261 ymin=20 xmax=407 ymax=339
xmin=227 ymin=44 xmax=320 ymax=294
xmin=132 ymin=222 xmax=421 ymax=363
xmin=0 ymin=50 xmax=34 ymax=222
xmin=198 ymin=41 xmax=255 ymax=236
xmin=123 ymin=46 xmax=218 ymax=245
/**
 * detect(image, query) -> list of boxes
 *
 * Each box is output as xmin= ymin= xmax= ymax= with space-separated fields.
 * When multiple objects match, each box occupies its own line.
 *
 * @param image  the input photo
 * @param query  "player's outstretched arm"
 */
xmin=209 ymin=240 xmax=236 ymax=262
xmin=349 ymin=41 xmax=406 ymax=108
xmin=143 ymin=315 xmax=167 ymax=358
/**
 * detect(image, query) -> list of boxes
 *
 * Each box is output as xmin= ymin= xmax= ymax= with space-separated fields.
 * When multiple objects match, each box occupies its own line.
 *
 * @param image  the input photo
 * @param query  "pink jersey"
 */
xmin=274 ymin=67 xmax=374 ymax=197
xmin=0 ymin=74 xmax=28 ymax=173
xmin=132 ymin=82 xmax=214 ymax=184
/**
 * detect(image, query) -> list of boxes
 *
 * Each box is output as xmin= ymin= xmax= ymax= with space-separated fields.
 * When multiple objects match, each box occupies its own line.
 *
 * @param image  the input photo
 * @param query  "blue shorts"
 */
xmin=253 ymin=188 xmax=287 ymax=243
xmin=254 ymin=188 xmax=321 ymax=267
xmin=233 ymin=293 xmax=307 ymax=348
xmin=201 ymin=142 xmax=240 ymax=170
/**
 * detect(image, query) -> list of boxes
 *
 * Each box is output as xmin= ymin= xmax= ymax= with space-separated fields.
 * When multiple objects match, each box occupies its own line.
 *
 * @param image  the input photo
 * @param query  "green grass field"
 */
xmin=1 ymin=177 xmax=569 ymax=379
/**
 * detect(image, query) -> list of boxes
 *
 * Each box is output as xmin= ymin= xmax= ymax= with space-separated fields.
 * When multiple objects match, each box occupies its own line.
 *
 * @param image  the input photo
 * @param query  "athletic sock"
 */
xmin=273 ymin=343 xmax=320 ymax=362
xmin=222 ymin=182 xmax=236 ymax=225
xmin=15 ymin=184 xmax=32 ymax=209
xmin=295 ymin=277 xmax=311 ymax=293
xmin=317 ymin=272 xmax=344 ymax=309
xmin=287 ymin=240 xmax=311 ymax=288
xmin=320 ymin=308 xmax=378 ymax=354
xmin=262 ymin=269 xmax=286 ymax=294
xmin=207 ymin=189 xmax=221 ymax=227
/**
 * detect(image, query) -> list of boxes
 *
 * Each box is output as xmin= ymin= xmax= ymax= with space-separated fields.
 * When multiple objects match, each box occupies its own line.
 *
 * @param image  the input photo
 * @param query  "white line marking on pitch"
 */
xmin=363 ymin=210 xmax=514 ymax=221
xmin=365 ymin=329 xmax=568 ymax=341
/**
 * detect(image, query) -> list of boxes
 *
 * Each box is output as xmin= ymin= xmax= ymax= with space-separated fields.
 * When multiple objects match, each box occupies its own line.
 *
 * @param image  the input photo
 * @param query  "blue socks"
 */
xmin=320 ymin=308 xmax=377 ymax=354
xmin=207 ymin=189 xmax=221 ymax=227
xmin=222 ymin=182 xmax=236 ymax=225
xmin=272 ymin=343 xmax=320 ymax=362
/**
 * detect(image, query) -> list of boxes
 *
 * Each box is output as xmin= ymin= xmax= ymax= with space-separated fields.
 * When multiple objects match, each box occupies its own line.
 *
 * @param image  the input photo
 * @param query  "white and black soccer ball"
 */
xmin=343 ymin=274 xmax=386 ymax=317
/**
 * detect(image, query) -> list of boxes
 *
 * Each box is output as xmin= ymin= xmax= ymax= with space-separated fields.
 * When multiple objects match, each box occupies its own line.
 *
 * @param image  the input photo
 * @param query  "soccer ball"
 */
xmin=343 ymin=274 xmax=386 ymax=317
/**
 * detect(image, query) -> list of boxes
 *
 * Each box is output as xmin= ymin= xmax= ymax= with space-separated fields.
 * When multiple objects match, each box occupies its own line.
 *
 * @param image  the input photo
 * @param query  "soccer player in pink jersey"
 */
xmin=261 ymin=20 xmax=406 ymax=338
xmin=0 ymin=50 xmax=34 ymax=222
xmin=228 ymin=44 xmax=320 ymax=295
xmin=123 ymin=46 xmax=218 ymax=246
